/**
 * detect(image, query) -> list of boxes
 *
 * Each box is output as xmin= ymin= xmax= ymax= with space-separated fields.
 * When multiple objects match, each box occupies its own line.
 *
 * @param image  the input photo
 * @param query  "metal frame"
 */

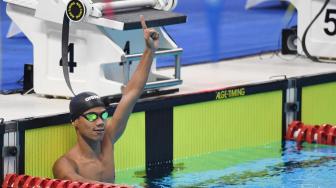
xmin=123 ymin=48 xmax=183 ymax=89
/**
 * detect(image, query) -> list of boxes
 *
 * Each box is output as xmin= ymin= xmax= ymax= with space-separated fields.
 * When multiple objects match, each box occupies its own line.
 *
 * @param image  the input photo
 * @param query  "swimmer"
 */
xmin=52 ymin=15 xmax=159 ymax=184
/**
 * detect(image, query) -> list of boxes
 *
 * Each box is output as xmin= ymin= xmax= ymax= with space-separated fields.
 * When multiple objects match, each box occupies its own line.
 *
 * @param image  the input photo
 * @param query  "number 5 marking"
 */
xmin=324 ymin=9 xmax=336 ymax=36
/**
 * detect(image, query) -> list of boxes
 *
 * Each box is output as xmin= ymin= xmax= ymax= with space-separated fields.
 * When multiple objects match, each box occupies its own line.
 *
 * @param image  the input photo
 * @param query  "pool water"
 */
xmin=116 ymin=141 xmax=336 ymax=188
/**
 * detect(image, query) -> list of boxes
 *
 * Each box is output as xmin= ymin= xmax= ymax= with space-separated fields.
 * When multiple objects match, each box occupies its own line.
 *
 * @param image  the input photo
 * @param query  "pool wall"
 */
xmin=7 ymin=71 xmax=336 ymax=183
xmin=1 ymin=80 xmax=288 ymax=183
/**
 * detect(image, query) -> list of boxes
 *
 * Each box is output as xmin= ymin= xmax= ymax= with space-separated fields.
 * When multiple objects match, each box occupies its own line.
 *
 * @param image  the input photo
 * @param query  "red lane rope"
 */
xmin=306 ymin=125 xmax=319 ymax=143
xmin=68 ymin=181 xmax=82 ymax=188
xmin=317 ymin=124 xmax=332 ymax=144
xmin=13 ymin=174 xmax=29 ymax=187
xmin=327 ymin=126 xmax=336 ymax=145
xmin=286 ymin=121 xmax=303 ymax=140
xmin=2 ymin=174 xmax=132 ymax=188
xmin=286 ymin=121 xmax=336 ymax=146
xmin=296 ymin=125 xmax=308 ymax=144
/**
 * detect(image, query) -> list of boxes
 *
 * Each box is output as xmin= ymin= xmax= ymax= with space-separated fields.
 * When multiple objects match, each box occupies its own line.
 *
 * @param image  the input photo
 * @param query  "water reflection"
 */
xmin=138 ymin=141 xmax=336 ymax=187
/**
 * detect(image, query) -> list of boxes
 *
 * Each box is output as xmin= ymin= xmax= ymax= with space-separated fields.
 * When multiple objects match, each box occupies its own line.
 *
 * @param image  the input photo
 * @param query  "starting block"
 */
xmin=284 ymin=0 xmax=336 ymax=60
xmin=4 ymin=0 xmax=186 ymax=97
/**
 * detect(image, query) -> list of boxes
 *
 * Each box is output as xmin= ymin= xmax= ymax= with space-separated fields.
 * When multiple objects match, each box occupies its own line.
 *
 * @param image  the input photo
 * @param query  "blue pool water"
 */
xmin=117 ymin=141 xmax=336 ymax=187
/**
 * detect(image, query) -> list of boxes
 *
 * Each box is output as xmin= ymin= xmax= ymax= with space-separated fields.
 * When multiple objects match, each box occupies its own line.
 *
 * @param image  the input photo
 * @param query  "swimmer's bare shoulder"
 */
xmin=52 ymin=150 xmax=79 ymax=180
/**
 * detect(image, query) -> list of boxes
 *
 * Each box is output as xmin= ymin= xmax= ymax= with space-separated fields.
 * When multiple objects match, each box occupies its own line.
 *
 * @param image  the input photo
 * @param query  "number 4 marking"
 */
xmin=59 ymin=43 xmax=77 ymax=73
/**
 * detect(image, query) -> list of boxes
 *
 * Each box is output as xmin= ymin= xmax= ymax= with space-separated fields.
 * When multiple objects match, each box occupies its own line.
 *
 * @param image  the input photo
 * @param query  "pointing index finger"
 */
xmin=140 ymin=15 xmax=147 ymax=30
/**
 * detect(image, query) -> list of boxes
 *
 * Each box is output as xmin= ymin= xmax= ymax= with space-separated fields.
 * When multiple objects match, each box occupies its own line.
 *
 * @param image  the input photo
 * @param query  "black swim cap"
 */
xmin=69 ymin=92 xmax=105 ymax=121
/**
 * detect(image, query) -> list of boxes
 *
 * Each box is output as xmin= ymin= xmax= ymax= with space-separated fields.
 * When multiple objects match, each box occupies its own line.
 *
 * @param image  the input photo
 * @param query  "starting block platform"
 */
xmin=105 ymin=7 xmax=187 ymax=30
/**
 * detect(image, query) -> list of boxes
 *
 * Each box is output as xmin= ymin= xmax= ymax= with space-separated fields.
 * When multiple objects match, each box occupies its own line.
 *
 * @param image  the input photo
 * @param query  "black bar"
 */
xmin=297 ymin=86 xmax=302 ymax=121
xmin=15 ymin=113 xmax=71 ymax=131
xmin=0 ymin=122 xmax=5 ymax=184
xmin=18 ymin=128 xmax=25 ymax=175
xmin=282 ymin=89 xmax=287 ymax=141
xmin=296 ymin=72 xmax=336 ymax=87
xmin=135 ymin=80 xmax=288 ymax=112
xmin=145 ymin=108 xmax=173 ymax=178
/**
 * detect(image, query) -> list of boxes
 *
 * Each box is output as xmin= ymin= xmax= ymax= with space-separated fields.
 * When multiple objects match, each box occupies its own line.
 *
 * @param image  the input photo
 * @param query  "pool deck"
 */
xmin=2 ymin=53 xmax=336 ymax=121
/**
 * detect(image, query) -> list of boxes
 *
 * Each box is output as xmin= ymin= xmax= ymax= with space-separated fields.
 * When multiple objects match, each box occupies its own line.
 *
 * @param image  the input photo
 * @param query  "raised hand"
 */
xmin=140 ymin=15 xmax=159 ymax=51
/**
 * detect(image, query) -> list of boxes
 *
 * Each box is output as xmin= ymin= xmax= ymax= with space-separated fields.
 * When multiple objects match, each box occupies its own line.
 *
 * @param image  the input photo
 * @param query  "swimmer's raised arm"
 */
xmin=106 ymin=15 xmax=159 ymax=144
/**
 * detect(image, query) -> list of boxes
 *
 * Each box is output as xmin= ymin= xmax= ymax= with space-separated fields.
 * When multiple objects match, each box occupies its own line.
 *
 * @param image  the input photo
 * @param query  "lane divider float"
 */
xmin=286 ymin=121 xmax=336 ymax=145
xmin=2 ymin=174 xmax=132 ymax=188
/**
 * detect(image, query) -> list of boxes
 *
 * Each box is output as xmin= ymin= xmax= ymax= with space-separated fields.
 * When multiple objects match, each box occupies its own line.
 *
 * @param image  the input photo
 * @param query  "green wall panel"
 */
xmin=25 ymin=124 xmax=76 ymax=178
xmin=114 ymin=112 xmax=146 ymax=172
xmin=302 ymin=82 xmax=336 ymax=125
xmin=24 ymin=112 xmax=145 ymax=179
xmin=173 ymin=91 xmax=283 ymax=160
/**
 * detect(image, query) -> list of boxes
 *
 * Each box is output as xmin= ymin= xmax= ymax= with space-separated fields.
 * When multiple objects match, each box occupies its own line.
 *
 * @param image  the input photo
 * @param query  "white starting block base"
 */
xmin=5 ymin=0 xmax=186 ymax=97
xmin=285 ymin=0 xmax=336 ymax=60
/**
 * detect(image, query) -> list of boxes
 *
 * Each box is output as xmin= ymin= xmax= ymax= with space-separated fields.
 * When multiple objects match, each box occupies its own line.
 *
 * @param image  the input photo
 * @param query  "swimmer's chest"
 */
xmin=77 ymin=157 xmax=115 ymax=182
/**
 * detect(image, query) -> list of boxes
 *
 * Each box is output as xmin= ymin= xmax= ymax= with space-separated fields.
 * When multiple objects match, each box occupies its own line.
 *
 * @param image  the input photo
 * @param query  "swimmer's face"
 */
xmin=73 ymin=106 xmax=107 ymax=141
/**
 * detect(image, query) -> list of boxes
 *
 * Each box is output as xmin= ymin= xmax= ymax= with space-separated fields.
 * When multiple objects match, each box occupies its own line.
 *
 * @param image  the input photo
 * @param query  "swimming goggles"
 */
xmin=81 ymin=110 xmax=109 ymax=122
